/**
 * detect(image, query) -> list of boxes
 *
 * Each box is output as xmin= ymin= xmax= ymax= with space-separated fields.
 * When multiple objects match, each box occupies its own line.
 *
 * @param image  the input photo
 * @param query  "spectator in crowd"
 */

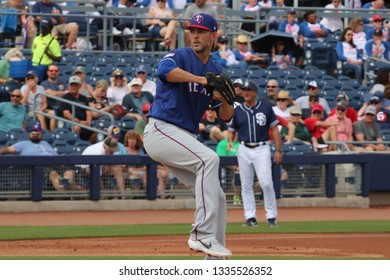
xmin=134 ymin=103 xmax=151 ymax=136
xmin=0 ymin=0 xmax=37 ymax=48
xmin=0 ymin=89 xmax=27 ymax=132
xmin=320 ymin=0 xmax=344 ymax=34
xmin=273 ymin=114 xmax=295 ymax=144
xmin=328 ymin=93 xmax=358 ymax=123
xmin=325 ymin=100 xmax=354 ymax=150
xmin=73 ymin=66 xmax=93 ymax=98
xmin=304 ymin=104 xmax=338 ymax=151
xmin=107 ymin=68 xmax=130 ymax=106
xmin=182 ymin=0 xmax=222 ymax=46
xmin=131 ymin=65 xmax=156 ymax=96
xmin=32 ymin=0 xmax=79 ymax=50
xmin=353 ymin=105 xmax=385 ymax=151
xmin=260 ymin=79 xmax=279 ymax=105
xmin=382 ymin=85 xmax=390 ymax=111
xmin=60 ymin=76 xmax=95 ymax=143
xmin=40 ymin=64 xmax=66 ymax=131
xmin=122 ymin=77 xmax=154 ymax=120
xmin=366 ymin=14 xmax=389 ymax=41
xmin=362 ymin=0 xmax=386 ymax=25
xmin=268 ymin=0 xmax=286 ymax=31
xmin=88 ymin=79 xmax=113 ymax=120
xmin=272 ymin=90 xmax=291 ymax=120
xmin=199 ymin=106 xmax=228 ymax=142
xmin=82 ymin=136 xmax=127 ymax=196
xmin=300 ymin=92 xmax=322 ymax=120
xmin=0 ymin=122 xmax=77 ymax=191
xmin=348 ymin=18 xmax=367 ymax=56
xmin=271 ymin=40 xmax=292 ymax=70
xmin=31 ymin=18 xmax=62 ymax=68
xmin=365 ymin=29 xmax=390 ymax=60
xmin=278 ymin=9 xmax=304 ymax=67
xmin=300 ymin=10 xmax=329 ymax=42
xmin=0 ymin=48 xmax=23 ymax=83
xmin=369 ymin=94 xmax=390 ymax=130
xmin=336 ymin=27 xmax=364 ymax=84
xmin=145 ymin=0 xmax=178 ymax=49
xmin=111 ymin=0 xmax=144 ymax=36
xmin=295 ymin=81 xmax=331 ymax=115
xmin=20 ymin=70 xmax=47 ymax=130
xmin=233 ymin=35 xmax=265 ymax=67
xmin=233 ymin=78 xmax=244 ymax=105
xmin=240 ymin=0 xmax=260 ymax=34
xmin=281 ymin=105 xmax=319 ymax=148
xmin=212 ymin=36 xmax=247 ymax=70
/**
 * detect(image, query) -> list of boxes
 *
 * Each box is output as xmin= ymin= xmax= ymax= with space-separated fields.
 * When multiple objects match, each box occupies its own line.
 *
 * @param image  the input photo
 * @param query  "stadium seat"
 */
xmin=73 ymin=140 xmax=91 ymax=153
xmin=54 ymin=131 xmax=79 ymax=145
xmin=119 ymin=116 xmax=137 ymax=131
xmin=54 ymin=144 xmax=75 ymax=155
xmin=203 ymin=140 xmax=218 ymax=152
xmin=0 ymin=131 xmax=8 ymax=145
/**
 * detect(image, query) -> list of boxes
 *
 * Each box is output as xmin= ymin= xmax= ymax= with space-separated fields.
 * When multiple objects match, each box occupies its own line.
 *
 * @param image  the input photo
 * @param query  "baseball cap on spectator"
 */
xmin=73 ymin=66 xmax=85 ymax=75
xmin=307 ymin=81 xmax=318 ymax=89
xmin=186 ymin=13 xmax=218 ymax=32
xmin=370 ymin=93 xmax=383 ymax=103
xmin=28 ymin=122 xmax=43 ymax=133
xmin=336 ymin=100 xmax=348 ymax=109
xmin=336 ymin=92 xmax=349 ymax=101
xmin=287 ymin=9 xmax=297 ymax=15
xmin=374 ymin=29 xmax=383 ymax=37
xmin=135 ymin=65 xmax=147 ymax=73
xmin=312 ymin=104 xmax=324 ymax=113
xmin=234 ymin=78 xmax=243 ymax=87
xmin=129 ymin=78 xmax=143 ymax=86
xmin=218 ymin=36 xmax=228 ymax=44
xmin=40 ymin=18 xmax=53 ymax=27
xmin=235 ymin=35 xmax=249 ymax=43
xmin=366 ymin=105 xmax=377 ymax=115
xmin=111 ymin=68 xmax=123 ymax=77
xmin=142 ymin=103 xmax=152 ymax=113
xmin=241 ymin=80 xmax=258 ymax=92
xmin=68 ymin=75 xmax=81 ymax=84
xmin=26 ymin=70 xmax=37 ymax=77
xmin=107 ymin=125 xmax=121 ymax=139
xmin=372 ymin=14 xmax=383 ymax=22
xmin=290 ymin=105 xmax=302 ymax=115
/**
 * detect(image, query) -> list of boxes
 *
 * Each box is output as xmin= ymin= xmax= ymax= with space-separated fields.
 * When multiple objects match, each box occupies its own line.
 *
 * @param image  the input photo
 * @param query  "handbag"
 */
xmin=109 ymin=104 xmax=127 ymax=120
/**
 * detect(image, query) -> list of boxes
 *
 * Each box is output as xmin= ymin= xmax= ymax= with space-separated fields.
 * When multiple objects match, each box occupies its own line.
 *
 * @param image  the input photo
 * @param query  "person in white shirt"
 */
xmin=107 ymin=68 xmax=130 ymax=105
xmin=129 ymin=65 xmax=156 ymax=96
xmin=272 ymin=90 xmax=291 ymax=120
xmin=320 ymin=0 xmax=344 ymax=33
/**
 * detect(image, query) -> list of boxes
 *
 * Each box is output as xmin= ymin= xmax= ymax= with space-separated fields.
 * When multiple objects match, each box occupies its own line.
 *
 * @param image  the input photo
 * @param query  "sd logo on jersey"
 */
xmin=256 ymin=112 xmax=266 ymax=126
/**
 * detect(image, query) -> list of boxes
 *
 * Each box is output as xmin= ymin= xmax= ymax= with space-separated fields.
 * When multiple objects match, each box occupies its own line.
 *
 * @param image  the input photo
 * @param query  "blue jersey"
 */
xmin=148 ymin=47 xmax=221 ymax=134
xmin=229 ymin=101 xmax=279 ymax=143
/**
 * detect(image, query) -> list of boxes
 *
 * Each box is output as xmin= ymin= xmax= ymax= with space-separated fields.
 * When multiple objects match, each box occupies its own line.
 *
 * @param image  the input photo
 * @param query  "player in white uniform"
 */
xmin=228 ymin=80 xmax=282 ymax=227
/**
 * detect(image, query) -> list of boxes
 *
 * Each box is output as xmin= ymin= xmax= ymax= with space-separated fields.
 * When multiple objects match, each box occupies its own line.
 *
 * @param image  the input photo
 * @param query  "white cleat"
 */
xmin=188 ymin=237 xmax=232 ymax=257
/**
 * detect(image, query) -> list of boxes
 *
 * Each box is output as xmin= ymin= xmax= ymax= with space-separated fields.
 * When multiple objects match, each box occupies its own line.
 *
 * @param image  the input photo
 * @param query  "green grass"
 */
xmin=0 ymin=220 xmax=389 ymax=241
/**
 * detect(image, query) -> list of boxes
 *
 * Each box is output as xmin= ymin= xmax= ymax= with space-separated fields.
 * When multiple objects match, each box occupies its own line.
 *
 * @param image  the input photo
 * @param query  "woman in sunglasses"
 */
xmin=336 ymin=27 xmax=363 ymax=84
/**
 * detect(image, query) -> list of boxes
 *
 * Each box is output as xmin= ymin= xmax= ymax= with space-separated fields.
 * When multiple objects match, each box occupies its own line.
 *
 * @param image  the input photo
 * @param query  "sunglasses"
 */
xmin=115 ymin=76 xmax=123 ymax=79
xmin=366 ymin=113 xmax=375 ymax=116
xmin=313 ymin=110 xmax=322 ymax=114
xmin=137 ymin=72 xmax=146 ymax=75
xmin=337 ymin=107 xmax=346 ymax=112
xmin=345 ymin=33 xmax=353 ymax=36
xmin=309 ymin=98 xmax=318 ymax=102
xmin=374 ymin=20 xmax=383 ymax=23
xmin=277 ymin=98 xmax=287 ymax=102
xmin=370 ymin=101 xmax=379 ymax=105
xmin=308 ymin=86 xmax=317 ymax=90
xmin=238 ymin=42 xmax=247 ymax=45
xmin=11 ymin=94 xmax=22 ymax=98
xmin=30 ymin=131 xmax=41 ymax=135
xmin=69 ymin=83 xmax=79 ymax=86
xmin=267 ymin=85 xmax=277 ymax=88
xmin=291 ymin=113 xmax=301 ymax=116
xmin=26 ymin=76 xmax=35 ymax=80
xmin=48 ymin=69 xmax=58 ymax=73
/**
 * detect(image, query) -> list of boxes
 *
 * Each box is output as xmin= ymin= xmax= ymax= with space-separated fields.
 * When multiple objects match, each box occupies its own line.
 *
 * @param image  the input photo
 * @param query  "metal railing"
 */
xmin=33 ymin=91 xmax=115 ymax=136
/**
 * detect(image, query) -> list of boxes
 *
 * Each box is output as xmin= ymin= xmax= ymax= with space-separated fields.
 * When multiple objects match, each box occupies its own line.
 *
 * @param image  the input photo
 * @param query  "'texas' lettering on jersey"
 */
xmin=188 ymin=82 xmax=210 ymax=97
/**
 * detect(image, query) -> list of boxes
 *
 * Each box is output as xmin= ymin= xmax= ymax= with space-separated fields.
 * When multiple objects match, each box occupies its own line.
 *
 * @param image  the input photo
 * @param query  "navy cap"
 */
xmin=241 ymin=80 xmax=258 ymax=92
xmin=374 ymin=29 xmax=383 ymax=37
xmin=218 ymin=36 xmax=228 ymax=43
xmin=187 ymin=13 xmax=218 ymax=32
xmin=135 ymin=65 xmax=147 ymax=73
xmin=28 ymin=122 xmax=43 ymax=133
xmin=26 ymin=70 xmax=37 ymax=77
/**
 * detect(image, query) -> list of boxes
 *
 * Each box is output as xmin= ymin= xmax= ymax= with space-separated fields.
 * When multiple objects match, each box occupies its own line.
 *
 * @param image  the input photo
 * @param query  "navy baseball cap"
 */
xmin=187 ymin=13 xmax=218 ymax=32
xmin=241 ymin=80 xmax=258 ymax=92
xmin=28 ymin=122 xmax=43 ymax=133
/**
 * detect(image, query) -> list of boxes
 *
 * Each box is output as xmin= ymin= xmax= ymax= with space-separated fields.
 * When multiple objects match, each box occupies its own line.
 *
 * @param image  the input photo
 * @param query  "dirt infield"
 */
xmin=0 ymin=207 xmax=389 ymax=258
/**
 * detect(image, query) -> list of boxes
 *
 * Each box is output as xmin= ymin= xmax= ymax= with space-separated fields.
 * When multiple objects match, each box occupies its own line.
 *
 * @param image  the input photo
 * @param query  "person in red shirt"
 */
xmin=328 ymin=92 xmax=358 ymax=123
xmin=304 ymin=104 xmax=338 ymax=151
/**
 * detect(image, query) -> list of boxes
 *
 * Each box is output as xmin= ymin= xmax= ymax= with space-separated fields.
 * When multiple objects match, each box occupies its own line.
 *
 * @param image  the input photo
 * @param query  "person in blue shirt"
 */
xmin=362 ymin=0 xmax=386 ymax=25
xmin=0 ymin=89 xmax=27 ymax=132
xmin=365 ymin=28 xmax=390 ymax=60
xmin=143 ymin=13 xmax=233 ymax=260
xmin=299 ymin=10 xmax=329 ymax=42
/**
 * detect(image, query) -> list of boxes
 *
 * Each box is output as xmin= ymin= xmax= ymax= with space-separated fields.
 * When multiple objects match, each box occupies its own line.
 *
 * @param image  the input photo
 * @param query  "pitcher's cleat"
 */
xmin=188 ymin=237 xmax=232 ymax=257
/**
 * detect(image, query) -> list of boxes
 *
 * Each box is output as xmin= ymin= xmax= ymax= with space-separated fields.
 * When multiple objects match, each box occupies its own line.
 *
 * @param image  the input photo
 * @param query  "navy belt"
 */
xmin=241 ymin=141 xmax=268 ymax=148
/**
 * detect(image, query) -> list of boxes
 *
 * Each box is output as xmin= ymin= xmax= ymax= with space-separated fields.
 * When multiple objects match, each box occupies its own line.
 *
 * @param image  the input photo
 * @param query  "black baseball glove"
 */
xmin=205 ymin=72 xmax=236 ymax=105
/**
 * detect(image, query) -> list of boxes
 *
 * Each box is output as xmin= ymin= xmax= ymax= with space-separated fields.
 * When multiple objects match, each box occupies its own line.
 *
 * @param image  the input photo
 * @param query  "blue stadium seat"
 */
xmin=54 ymin=131 xmax=79 ymax=145
xmin=0 ymin=131 xmax=8 ymax=145
xmin=73 ymin=140 xmax=90 ymax=153
xmin=54 ymin=144 xmax=75 ymax=155
xmin=119 ymin=116 xmax=137 ymax=131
